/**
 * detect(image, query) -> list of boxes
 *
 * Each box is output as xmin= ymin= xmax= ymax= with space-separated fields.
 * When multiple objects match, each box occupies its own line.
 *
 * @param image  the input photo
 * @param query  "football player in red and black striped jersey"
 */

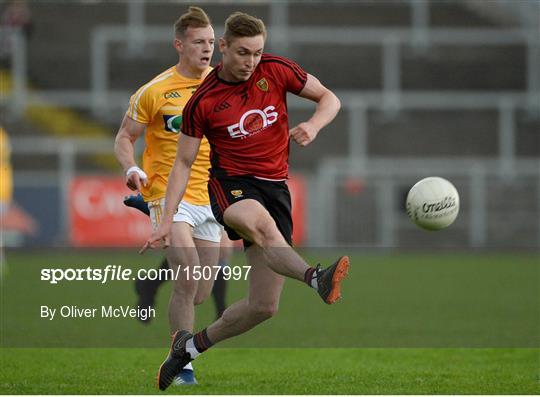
xmin=142 ymin=11 xmax=350 ymax=390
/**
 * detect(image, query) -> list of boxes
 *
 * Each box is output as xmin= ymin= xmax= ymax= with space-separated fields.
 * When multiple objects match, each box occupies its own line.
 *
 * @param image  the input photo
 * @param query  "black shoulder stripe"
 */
xmin=192 ymin=69 xmax=218 ymax=98
xmin=184 ymin=77 xmax=220 ymax=137
xmin=260 ymin=58 xmax=307 ymax=86
xmin=261 ymin=55 xmax=307 ymax=80
xmin=183 ymin=72 xmax=219 ymax=135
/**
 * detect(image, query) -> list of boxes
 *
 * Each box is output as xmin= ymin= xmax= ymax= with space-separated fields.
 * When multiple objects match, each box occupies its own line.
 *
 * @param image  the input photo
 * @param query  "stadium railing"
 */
xmin=1 ymin=25 xmax=538 ymax=179
xmin=2 ymin=1 xmax=539 ymax=248
xmin=308 ymin=156 xmax=540 ymax=248
xmin=84 ymin=25 xmax=539 ymax=119
xmin=2 ymin=17 xmax=539 ymax=116
xmin=10 ymin=137 xmax=540 ymax=249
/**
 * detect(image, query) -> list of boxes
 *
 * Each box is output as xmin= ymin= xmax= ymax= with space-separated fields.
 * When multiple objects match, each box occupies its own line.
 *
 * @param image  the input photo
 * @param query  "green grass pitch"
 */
xmin=1 ymin=348 xmax=538 ymax=394
xmin=1 ymin=249 xmax=538 ymax=394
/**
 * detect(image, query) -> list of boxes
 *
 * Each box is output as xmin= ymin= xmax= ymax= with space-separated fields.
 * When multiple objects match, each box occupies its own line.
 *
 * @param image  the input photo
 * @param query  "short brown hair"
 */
xmin=223 ymin=12 xmax=266 ymax=43
xmin=174 ymin=6 xmax=211 ymax=38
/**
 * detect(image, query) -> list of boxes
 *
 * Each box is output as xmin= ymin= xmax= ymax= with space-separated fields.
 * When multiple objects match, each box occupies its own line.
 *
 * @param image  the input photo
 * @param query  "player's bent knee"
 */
xmin=249 ymin=220 xmax=284 ymax=248
xmin=225 ymin=205 xmax=283 ymax=247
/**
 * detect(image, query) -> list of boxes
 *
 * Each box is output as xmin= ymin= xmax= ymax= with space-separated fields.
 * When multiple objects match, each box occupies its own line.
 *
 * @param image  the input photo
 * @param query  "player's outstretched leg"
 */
xmin=304 ymin=256 xmax=350 ymax=304
xmin=157 ymin=330 xmax=194 ymax=391
xmin=223 ymin=200 xmax=350 ymax=304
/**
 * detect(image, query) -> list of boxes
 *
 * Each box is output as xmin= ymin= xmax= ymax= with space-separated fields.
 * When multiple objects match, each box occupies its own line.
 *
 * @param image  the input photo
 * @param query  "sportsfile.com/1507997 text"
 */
xmin=40 ymin=265 xmax=252 ymax=285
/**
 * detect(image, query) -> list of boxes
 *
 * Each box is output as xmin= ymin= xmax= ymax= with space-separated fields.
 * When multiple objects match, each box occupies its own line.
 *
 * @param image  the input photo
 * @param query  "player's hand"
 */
xmin=290 ymin=122 xmax=319 ymax=147
xmin=126 ymin=166 xmax=148 ymax=192
xmin=139 ymin=221 xmax=171 ymax=254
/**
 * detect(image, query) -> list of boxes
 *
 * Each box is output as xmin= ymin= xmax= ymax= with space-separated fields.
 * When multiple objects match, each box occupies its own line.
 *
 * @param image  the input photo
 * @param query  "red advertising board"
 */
xmin=288 ymin=174 xmax=306 ymax=245
xmin=69 ymin=175 xmax=307 ymax=247
xmin=69 ymin=177 xmax=151 ymax=246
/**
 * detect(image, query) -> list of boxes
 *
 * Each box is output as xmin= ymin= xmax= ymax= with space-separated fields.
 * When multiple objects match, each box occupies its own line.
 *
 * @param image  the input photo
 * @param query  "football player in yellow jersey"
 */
xmin=114 ymin=6 xmax=221 ymax=386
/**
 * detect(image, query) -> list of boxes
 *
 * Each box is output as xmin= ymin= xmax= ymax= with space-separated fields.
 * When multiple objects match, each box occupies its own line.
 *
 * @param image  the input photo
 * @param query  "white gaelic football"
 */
xmin=406 ymin=177 xmax=460 ymax=231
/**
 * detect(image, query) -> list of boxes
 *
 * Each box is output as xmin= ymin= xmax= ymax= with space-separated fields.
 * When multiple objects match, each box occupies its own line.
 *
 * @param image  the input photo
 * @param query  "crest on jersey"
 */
xmin=163 ymin=114 xmax=182 ymax=133
xmin=256 ymin=78 xmax=269 ymax=92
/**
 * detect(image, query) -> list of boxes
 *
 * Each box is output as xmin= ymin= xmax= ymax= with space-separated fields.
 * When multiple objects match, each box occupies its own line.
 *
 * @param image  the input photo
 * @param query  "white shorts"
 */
xmin=148 ymin=199 xmax=222 ymax=243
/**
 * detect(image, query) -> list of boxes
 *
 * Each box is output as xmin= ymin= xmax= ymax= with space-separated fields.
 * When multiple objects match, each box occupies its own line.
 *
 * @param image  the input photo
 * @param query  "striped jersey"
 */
xmin=181 ymin=54 xmax=308 ymax=180
xmin=126 ymin=66 xmax=212 ymax=204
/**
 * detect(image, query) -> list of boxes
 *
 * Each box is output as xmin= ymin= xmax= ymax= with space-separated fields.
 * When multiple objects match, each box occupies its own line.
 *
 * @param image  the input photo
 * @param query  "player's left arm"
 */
xmin=290 ymin=74 xmax=341 ymax=147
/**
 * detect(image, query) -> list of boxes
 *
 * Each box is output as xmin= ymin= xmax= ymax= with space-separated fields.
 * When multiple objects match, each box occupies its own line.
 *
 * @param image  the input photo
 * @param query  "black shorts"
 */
xmin=208 ymin=175 xmax=293 ymax=247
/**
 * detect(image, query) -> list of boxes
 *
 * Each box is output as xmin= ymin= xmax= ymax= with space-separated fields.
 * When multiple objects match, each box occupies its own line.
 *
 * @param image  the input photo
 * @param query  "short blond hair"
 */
xmin=174 ymin=6 xmax=211 ymax=38
xmin=223 ymin=12 xmax=266 ymax=43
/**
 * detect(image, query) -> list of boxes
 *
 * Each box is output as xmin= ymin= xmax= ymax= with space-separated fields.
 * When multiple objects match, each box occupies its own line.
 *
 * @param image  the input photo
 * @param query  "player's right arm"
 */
xmin=140 ymin=133 xmax=202 ymax=253
xmin=114 ymin=114 xmax=148 ymax=192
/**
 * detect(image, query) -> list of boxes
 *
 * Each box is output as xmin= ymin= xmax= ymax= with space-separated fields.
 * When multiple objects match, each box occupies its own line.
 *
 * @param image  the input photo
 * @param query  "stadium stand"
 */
xmin=1 ymin=0 xmax=538 ymax=247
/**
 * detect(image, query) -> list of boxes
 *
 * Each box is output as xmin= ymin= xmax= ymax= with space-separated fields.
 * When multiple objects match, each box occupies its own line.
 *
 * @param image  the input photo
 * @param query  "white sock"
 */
xmin=183 ymin=362 xmax=193 ymax=371
xmin=185 ymin=337 xmax=201 ymax=359
xmin=310 ymin=272 xmax=318 ymax=289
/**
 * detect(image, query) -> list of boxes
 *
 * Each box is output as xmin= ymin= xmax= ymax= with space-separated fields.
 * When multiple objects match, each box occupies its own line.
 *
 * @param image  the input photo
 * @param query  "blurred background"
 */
xmin=0 ymin=0 xmax=539 ymax=249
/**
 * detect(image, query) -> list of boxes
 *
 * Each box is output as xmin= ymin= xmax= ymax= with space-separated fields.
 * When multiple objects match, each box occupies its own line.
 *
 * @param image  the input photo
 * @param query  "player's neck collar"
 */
xmin=216 ymin=64 xmax=250 ymax=86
